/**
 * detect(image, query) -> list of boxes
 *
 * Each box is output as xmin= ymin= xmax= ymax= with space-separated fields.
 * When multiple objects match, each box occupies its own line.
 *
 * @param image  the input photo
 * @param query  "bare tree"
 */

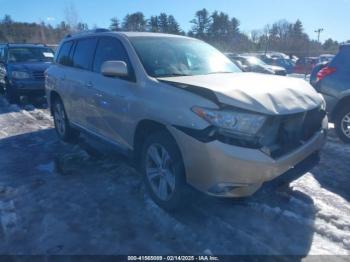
xmin=39 ymin=21 xmax=47 ymax=43
xmin=64 ymin=3 xmax=80 ymax=32
xmin=250 ymin=30 xmax=261 ymax=43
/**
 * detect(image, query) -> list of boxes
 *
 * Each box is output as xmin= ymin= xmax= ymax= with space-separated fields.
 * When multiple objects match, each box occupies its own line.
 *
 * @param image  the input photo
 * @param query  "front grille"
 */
xmin=32 ymin=71 xmax=45 ymax=80
xmin=275 ymin=70 xmax=286 ymax=76
xmin=266 ymin=107 xmax=325 ymax=158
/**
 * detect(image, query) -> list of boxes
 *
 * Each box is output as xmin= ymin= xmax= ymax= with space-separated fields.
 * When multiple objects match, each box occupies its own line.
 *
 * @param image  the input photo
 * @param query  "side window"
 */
xmin=72 ymin=38 xmax=97 ymax=70
xmin=93 ymin=37 xmax=131 ymax=73
xmin=332 ymin=47 xmax=350 ymax=69
xmin=57 ymin=41 xmax=73 ymax=66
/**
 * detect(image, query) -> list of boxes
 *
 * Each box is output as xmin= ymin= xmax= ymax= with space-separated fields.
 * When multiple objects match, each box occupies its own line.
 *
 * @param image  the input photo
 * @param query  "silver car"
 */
xmin=46 ymin=30 xmax=328 ymax=210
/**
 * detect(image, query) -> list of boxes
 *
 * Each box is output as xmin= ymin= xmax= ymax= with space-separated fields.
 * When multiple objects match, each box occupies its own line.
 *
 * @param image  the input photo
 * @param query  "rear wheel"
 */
xmin=141 ymin=131 xmax=188 ymax=210
xmin=0 ymin=83 xmax=4 ymax=94
xmin=52 ymin=97 xmax=79 ymax=143
xmin=335 ymin=105 xmax=350 ymax=143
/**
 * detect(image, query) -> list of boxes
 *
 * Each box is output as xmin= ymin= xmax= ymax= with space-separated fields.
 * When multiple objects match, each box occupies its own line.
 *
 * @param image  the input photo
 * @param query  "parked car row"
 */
xmin=293 ymin=57 xmax=318 ymax=75
xmin=227 ymin=52 xmax=336 ymax=76
xmin=1 ymin=30 xmax=346 ymax=210
xmin=241 ymin=52 xmax=295 ymax=74
xmin=293 ymin=55 xmax=335 ymax=75
xmin=225 ymin=54 xmax=287 ymax=75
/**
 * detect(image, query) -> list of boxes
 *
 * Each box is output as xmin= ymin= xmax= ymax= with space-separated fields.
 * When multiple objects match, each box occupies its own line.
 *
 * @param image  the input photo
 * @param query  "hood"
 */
xmin=8 ymin=62 xmax=52 ymax=72
xmin=158 ymin=72 xmax=323 ymax=115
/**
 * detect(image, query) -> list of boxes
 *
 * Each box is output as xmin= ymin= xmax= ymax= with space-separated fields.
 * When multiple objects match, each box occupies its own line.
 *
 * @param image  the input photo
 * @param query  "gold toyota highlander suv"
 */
xmin=46 ymin=29 xmax=328 ymax=210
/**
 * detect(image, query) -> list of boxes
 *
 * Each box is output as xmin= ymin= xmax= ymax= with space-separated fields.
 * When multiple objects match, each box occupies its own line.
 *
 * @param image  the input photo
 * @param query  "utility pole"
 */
xmin=314 ymin=28 xmax=324 ymax=43
xmin=264 ymin=25 xmax=270 ymax=55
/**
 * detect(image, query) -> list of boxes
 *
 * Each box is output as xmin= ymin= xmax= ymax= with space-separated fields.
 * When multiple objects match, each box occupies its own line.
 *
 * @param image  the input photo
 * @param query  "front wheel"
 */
xmin=141 ymin=131 xmax=188 ymax=211
xmin=52 ymin=98 xmax=79 ymax=143
xmin=335 ymin=105 xmax=350 ymax=143
xmin=5 ymin=86 xmax=20 ymax=104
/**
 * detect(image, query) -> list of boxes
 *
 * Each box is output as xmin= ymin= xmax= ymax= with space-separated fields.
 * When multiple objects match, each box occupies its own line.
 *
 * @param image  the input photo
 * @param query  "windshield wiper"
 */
xmin=207 ymin=71 xmax=234 ymax=74
xmin=157 ymin=73 xmax=192 ymax=77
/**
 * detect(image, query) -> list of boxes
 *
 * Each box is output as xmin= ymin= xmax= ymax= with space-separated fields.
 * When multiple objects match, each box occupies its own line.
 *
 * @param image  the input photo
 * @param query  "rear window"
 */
xmin=331 ymin=46 xmax=350 ymax=68
xmin=72 ymin=38 xmax=98 ymax=70
xmin=57 ymin=41 xmax=73 ymax=66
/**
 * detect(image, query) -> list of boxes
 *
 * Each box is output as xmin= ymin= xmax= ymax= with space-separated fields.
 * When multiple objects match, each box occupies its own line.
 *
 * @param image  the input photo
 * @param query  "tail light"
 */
xmin=317 ymin=66 xmax=336 ymax=82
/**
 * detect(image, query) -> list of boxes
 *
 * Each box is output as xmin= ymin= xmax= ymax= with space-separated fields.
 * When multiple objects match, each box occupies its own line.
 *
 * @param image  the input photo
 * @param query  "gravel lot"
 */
xmin=0 ymin=96 xmax=349 ymax=256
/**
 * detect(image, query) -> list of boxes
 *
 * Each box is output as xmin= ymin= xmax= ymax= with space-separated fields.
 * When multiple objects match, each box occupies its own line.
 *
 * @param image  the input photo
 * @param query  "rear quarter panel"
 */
xmin=318 ymin=47 xmax=350 ymax=117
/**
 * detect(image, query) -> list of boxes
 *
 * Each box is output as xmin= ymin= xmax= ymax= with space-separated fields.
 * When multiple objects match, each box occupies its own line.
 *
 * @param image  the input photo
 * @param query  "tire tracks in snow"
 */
xmin=0 ymin=186 xmax=19 ymax=243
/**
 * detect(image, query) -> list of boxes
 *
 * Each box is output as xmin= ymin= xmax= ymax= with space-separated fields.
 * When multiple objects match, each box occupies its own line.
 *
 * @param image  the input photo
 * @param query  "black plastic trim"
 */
xmin=173 ymin=125 xmax=261 ymax=148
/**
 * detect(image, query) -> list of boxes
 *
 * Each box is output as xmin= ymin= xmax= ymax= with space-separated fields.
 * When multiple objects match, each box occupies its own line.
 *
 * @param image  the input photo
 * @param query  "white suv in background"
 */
xmin=46 ymin=30 xmax=327 ymax=210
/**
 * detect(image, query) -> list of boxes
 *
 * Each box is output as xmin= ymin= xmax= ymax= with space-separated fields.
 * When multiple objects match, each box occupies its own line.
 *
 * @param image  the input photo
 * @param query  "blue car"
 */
xmin=258 ymin=55 xmax=295 ymax=74
xmin=310 ymin=44 xmax=350 ymax=143
xmin=0 ymin=43 xmax=54 ymax=104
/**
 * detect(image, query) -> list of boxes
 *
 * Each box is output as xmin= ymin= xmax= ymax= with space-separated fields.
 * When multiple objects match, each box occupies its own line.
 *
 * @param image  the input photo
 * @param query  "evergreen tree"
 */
xmin=189 ymin=8 xmax=211 ymax=39
xmin=122 ymin=12 xmax=147 ymax=31
xmin=167 ymin=15 xmax=181 ymax=34
xmin=110 ymin=17 xmax=121 ymax=31
xmin=148 ymin=16 xmax=160 ymax=32
xmin=158 ymin=13 xmax=168 ymax=33
xmin=293 ymin=19 xmax=304 ymax=38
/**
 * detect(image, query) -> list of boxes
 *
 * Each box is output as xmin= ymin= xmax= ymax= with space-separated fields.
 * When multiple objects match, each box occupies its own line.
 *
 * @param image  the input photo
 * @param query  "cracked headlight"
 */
xmin=192 ymin=106 xmax=266 ymax=136
xmin=11 ymin=71 xmax=30 ymax=79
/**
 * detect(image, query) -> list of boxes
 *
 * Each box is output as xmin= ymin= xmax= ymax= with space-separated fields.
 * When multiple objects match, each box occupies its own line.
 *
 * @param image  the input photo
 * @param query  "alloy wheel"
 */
xmin=54 ymin=103 xmax=66 ymax=137
xmin=145 ymin=144 xmax=176 ymax=201
xmin=341 ymin=112 xmax=350 ymax=138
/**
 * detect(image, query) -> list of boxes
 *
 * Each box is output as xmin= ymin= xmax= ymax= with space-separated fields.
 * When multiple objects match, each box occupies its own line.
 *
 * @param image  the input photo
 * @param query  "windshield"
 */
xmin=320 ymin=56 xmax=334 ymax=63
xmin=272 ymin=58 xmax=292 ymax=68
xmin=130 ymin=37 xmax=241 ymax=77
xmin=8 ymin=47 xmax=54 ymax=63
xmin=245 ymin=56 xmax=266 ymax=66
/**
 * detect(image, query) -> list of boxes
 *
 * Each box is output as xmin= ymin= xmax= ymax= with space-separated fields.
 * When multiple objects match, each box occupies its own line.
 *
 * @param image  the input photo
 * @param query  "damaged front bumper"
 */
xmin=168 ymin=117 xmax=327 ymax=197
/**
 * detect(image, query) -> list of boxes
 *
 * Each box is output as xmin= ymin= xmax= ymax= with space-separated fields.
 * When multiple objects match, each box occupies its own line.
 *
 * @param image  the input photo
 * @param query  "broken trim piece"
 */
xmin=158 ymin=79 xmax=221 ymax=106
xmin=173 ymin=125 xmax=217 ymax=143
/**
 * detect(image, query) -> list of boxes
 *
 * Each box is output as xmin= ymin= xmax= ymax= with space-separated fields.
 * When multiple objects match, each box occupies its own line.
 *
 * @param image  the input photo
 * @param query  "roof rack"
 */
xmin=65 ymin=28 xmax=110 ymax=38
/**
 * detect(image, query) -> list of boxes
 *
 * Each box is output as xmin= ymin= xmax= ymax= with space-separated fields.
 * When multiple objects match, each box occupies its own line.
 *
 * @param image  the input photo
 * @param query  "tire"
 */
xmin=141 ymin=130 xmax=188 ymax=211
xmin=52 ymin=97 xmax=79 ymax=143
xmin=5 ymin=85 xmax=20 ymax=104
xmin=334 ymin=105 xmax=350 ymax=143
xmin=0 ymin=83 xmax=4 ymax=94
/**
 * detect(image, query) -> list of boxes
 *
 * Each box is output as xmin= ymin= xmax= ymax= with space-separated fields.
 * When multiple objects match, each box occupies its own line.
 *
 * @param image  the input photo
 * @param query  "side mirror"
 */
xmin=101 ymin=61 xmax=128 ymax=77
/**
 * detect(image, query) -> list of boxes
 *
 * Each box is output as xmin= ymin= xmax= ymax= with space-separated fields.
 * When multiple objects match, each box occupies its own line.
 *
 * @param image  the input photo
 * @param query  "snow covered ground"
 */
xmin=0 ymin=96 xmax=349 ymax=256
